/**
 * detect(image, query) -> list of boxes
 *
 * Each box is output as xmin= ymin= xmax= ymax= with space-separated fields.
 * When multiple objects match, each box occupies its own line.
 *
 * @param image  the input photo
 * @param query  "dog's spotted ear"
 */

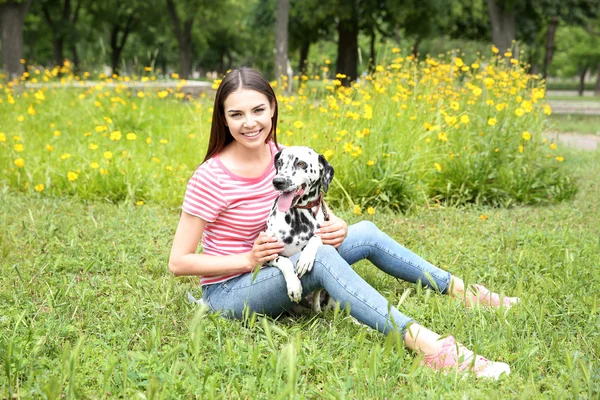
xmin=318 ymin=154 xmax=334 ymax=193
xmin=274 ymin=150 xmax=283 ymax=171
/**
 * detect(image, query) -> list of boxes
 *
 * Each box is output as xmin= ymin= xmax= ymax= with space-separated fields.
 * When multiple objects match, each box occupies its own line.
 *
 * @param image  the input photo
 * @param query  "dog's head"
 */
xmin=272 ymin=146 xmax=334 ymax=212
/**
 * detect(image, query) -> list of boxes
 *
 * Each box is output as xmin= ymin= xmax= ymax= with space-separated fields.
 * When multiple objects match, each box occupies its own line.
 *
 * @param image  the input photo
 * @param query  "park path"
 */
xmin=548 ymin=132 xmax=600 ymax=151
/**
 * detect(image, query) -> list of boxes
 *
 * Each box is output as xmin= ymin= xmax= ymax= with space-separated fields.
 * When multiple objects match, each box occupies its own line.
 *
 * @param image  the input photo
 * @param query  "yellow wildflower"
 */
xmin=67 ymin=171 xmax=78 ymax=181
xmin=367 ymin=160 xmax=376 ymax=166
xmin=35 ymin=184 xmax=44 ymax=192
xmin=60 ymin=153 xmax=71 ymax=160
xmin=90 ymin=162 xmax=100 ymax=169
xmin=519 ymin=145 xmax=524 ymax=153
xmin=434 ymin=162 xmax=442 ymax=172
xmin=550 ymin=143 xmax=557 ymax=150
xmin=487 ymin=118 xmax=497 ymax=126
xmin=353 ymin=205 xmax=362 ymax=215
xmin=367 ymin=207 xmax=375 ymax=215
xmin=556 ymin=156 xmax=564 ymax=162
xmin=14 ymin=158 xmax=25 ymax=168
xmin=104 ymin=151 xmax=113 ymax=160
xmin=515 ymin=108 xmax=524 ymax=117
xmin=127 ymin=132 xmax=137 ymax=140
xmin=522 ymin=131 xmax=531 ymax=141
xmin=293 ymin=121 xmax=304 ymax=129
xmin=14 ymin=144 xmax=24 ymax=152
xmin=110 ymin=130 xmax=122 ymax=141
xmin=460 ymin=115 xmax=470 ymax=124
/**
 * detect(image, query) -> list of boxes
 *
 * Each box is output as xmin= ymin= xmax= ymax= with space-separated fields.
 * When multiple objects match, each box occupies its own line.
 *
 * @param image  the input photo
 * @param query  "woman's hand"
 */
xmin=315 ymin=215 xmax=348 ymax=248
xmin=246 ymin=231 xmax=285 ymax=271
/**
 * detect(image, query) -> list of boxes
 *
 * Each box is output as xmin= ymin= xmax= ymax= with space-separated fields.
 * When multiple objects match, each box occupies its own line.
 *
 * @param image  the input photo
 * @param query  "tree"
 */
xmin=487 ymin=0 xmax=516 ymax=52
xmin=39 ymin=0 xmax=83 ymax=69
xmin=88 ymin=0 xmax=147 ymax=75
xmin=165 ymin=0 xmax=220 ymax=79
xmin=551 ymin=26 xmax=600 ymax=95
xmin=0 ymin=0 xmax=32 ymax=79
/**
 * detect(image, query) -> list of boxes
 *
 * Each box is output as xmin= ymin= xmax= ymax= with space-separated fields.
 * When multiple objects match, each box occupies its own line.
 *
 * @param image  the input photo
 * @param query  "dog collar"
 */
xmin=294 ymin=194 xmax=330 ymax=221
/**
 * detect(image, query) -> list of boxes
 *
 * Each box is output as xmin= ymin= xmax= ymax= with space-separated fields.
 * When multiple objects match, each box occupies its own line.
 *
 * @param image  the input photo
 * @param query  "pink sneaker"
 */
xmin=463 ymin=284 xmax=520 ymax=309
xmin=421 ymin=336 xmax=511 ymax=380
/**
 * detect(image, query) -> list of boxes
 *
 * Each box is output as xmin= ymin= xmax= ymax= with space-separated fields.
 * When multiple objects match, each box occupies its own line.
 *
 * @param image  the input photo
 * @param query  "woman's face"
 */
xmin=223 ymin=89 xmax=275 ymax=150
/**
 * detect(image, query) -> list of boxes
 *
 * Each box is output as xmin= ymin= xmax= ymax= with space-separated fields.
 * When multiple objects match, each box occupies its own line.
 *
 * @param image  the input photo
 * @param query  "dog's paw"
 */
xmin=287 ymin=277 xmax=303 ymax=303
xmin=296 ymin=253 xmax=315 ymax=278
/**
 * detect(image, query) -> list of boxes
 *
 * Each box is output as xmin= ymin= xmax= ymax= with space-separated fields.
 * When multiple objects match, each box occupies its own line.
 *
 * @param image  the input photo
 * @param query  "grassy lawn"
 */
xmin=548 ymin=114 xmax=600 ymax=135
xmin=1 ymin=146 xmax=598 ymax=398
xmin=547 ymin=95 xmax=600 ymax=101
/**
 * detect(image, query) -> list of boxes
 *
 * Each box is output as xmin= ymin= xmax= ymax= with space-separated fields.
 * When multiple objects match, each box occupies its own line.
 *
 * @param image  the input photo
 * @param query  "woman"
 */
xmin=169 ymin=67 xmax=519 ymax=379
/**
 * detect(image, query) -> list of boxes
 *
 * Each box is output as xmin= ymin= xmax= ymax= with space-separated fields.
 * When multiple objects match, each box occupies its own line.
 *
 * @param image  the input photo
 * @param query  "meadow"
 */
xmin=1 ymin=50 xmax=599 ymax=398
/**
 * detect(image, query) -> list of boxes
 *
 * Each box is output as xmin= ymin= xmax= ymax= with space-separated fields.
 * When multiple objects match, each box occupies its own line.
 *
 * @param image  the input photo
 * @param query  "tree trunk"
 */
xmin=336 ymin=2 xmax=359 ymax=86
xmin=579 ymin=66 xmax=589 ymax=96
xmin=298 ymin=40 xmax=310 ymax=75
xmin=53 ymin=37 xmax=65 ymax=67
xmin=166 ymin=0 xmax=194 ymax=80
xmin=595 ymin=63 xmax=600 ymax=97
xmin=0 ymin=1 xmax=31 ymax=80
xmin=275 ymin=0 xmax=290 ymax=92
xmin=71 ymin=44 xmax=80 ymax=74
xmin=542 ymin=16 xmax=559 ymax=80
xmin=368 ymin=28 xmax=376 ymax=73
xmin=178 ymin=20 xmax=193 ymax=79
xmin=487 ymin=0 xmax=515 ymax=53
xmin=110 ymin=26 xmax=121 ymax=75
xmin=412 ymin=36 xmax=422 ymax=57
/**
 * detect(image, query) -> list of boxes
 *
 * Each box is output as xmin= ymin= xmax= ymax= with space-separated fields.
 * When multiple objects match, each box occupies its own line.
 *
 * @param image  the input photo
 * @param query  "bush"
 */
xmin=0 ymin=50 xmax=576 ymax=212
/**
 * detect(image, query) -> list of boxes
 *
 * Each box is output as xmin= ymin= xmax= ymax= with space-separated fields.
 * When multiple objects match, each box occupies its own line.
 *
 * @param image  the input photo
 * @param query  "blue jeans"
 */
xmin=202 ymin=221 xmax=452 ymax=335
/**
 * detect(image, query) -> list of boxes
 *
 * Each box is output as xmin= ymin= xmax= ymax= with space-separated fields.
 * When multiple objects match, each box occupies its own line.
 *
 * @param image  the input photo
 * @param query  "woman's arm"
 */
xmin=168 ymin=211 xmax=284 ymax=277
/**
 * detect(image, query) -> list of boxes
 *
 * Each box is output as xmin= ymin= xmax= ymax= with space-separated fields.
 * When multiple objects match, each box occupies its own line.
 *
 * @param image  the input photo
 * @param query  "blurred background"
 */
xmin=0 ymin=0 xmax=599 ymax=94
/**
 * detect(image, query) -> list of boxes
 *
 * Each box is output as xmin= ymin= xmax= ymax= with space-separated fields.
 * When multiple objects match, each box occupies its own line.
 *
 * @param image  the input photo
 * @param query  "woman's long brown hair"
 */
xmin=203 ymin=68 xmax=279 ymax=163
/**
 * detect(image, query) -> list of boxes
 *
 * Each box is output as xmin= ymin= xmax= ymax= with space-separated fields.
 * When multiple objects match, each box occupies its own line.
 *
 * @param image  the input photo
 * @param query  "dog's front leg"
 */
xmin=296 ymin=235 xmax=322 ymax=278
xmin=269 ymin=256 xmax=302 ymax=302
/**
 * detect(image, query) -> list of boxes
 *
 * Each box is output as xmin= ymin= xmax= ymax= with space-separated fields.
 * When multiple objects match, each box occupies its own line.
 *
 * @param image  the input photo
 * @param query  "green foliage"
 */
xmin=551 ymin=25 xmax=600 ymax=77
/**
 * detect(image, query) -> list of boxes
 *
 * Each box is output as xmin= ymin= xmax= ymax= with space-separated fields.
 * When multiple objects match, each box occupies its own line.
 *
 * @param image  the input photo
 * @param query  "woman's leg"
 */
xmin=337 ymin=221 xmax=452 ymax=293
xmin=338 ymin=221 xmax=519 ymax=307
xmin=205 ymin=245 xmax=414 ymax=333
xmin=203 ymin=245 xmax=510 ymax=378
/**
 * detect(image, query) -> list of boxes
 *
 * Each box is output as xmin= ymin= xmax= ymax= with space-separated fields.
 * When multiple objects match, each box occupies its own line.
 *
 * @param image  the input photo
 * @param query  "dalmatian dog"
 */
xmin=265 ymin=146 xmax=334 ymax=307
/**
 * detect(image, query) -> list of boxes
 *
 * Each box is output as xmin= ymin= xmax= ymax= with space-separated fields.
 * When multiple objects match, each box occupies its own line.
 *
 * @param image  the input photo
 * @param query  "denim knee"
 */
xmin=353 ymin=220 xmax=379 ymax=237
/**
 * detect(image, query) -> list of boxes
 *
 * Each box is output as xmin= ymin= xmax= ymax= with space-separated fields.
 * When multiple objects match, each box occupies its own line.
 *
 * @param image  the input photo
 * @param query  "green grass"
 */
xmin=1 ymin=146 xmax=599 ymax=398
xmin=547 ymin=95 xmax=600 ymax=101
xmin=548 ymin=114 xmax=600 ymax=135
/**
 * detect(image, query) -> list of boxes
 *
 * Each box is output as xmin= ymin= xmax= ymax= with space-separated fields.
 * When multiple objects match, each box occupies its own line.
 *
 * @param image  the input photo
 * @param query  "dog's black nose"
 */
xmin=273 ymin=177 xmax=289 ymax=190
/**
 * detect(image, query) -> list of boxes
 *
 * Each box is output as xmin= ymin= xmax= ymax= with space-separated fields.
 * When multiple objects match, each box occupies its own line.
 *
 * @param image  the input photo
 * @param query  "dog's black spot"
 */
xmin=279 ymin=229 xmax=286 ymax=236
xmin=299 ymin=213 xmax=311 ymax=233
xmin=285 ymin=215 xmax=291 ymax=224
xmin=284 ymin=236 xmax=294 ymax=244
